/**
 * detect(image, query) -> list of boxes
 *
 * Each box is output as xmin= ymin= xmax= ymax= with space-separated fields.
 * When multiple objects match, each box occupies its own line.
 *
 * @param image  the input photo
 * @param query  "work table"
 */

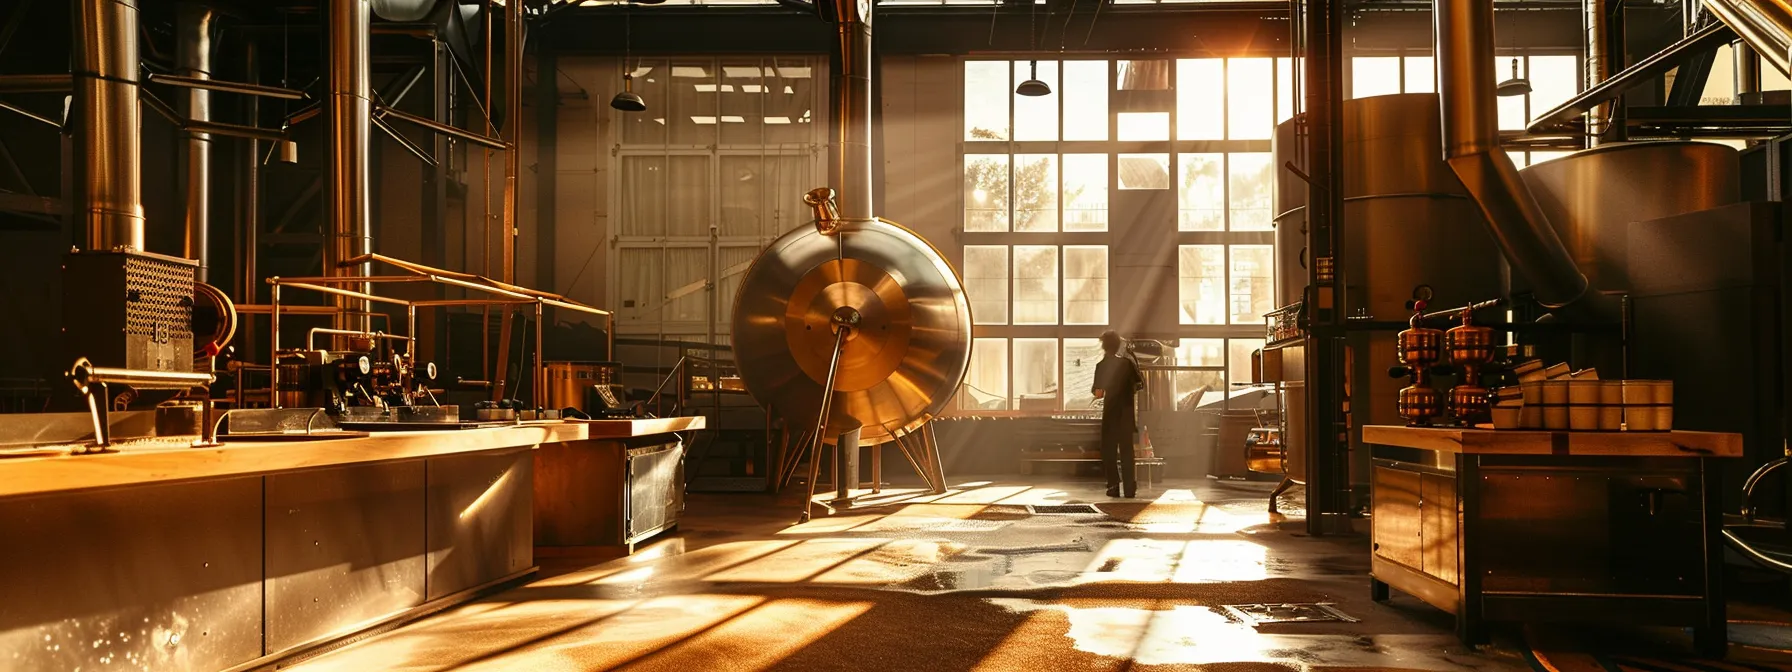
xmin=1363 ymin=423 xmax=1739 ymax=655
xmin=1362 ymin=425 xmax=1743 ymax=458
xmin=0 ymin=416 xmax=705 ymax=500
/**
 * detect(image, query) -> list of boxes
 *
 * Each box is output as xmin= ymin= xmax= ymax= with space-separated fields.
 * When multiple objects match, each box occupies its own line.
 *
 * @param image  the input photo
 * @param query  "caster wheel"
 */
xmin=798 ymin=512 xmax=811 ymax=524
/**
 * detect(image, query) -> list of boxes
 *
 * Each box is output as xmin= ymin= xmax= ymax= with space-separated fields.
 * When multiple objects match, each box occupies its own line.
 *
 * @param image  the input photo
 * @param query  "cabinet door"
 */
xmin=1371 ymin=466 xmax=1423 ymax=571
xmin=1420 ymin=472 xmax=1459 ymax=585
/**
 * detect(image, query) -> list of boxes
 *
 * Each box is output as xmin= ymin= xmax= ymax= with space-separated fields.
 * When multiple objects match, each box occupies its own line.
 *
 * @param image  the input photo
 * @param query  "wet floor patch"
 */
xmin=1222 ymin=603 xmax=1358 ymax=625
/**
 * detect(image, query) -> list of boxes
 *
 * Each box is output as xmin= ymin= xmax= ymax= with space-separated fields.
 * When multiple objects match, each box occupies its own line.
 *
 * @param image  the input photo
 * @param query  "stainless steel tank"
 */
xmin=731 ymin=217 xmax=972 ymax=444
xmin=1272 ymin=93 xmax=1506 ymax=486
xmin=1519 ymin=141 xmax=1740 ymax=291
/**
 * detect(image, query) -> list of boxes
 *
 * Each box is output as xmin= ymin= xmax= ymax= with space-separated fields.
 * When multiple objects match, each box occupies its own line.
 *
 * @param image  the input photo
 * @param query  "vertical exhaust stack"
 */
xmin=829 ymin=0 xmax=873 ymax=224
xmin=326 ymin=0 xmax=373 ymax=332
xmin=1434 ymin=0 xmax=1591 ymax=312
xmin=73 ymin=0 xmax=145 ymax=252
xmin=178 ymin=2 xmax=214 ymax=281
xmin=1584 ymin=0 xmax=1611 ymax=142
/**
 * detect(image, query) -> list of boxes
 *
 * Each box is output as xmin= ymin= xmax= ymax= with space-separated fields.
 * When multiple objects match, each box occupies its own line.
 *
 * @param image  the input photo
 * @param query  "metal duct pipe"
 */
xmin=326 ymin=0 xmax=373 ymax=332
xmin=829 ymin=0 xmax=873 ymax=222
xmin=1435 ymin=0 xmax=1591 ymax=311
xmin=1701 ymin=0 xmax=1792 ymax=76
xmin=1585 ymin=0 xmax=1612 ymax=142
xmin=0 ymin=74 xmax=74 ymax=93
xmin=1739 ymin=43 xmax=1763 ymax=97
xmin=177 ymin=2 xmax=213 ymax=282
xmin=72 ymin=0 xmax=145 ymax=252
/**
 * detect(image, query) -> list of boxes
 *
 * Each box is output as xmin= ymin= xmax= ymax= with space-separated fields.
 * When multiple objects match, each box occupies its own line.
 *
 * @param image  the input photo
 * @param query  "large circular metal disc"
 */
xmin=731 ymin=218 xmax=971 ymax=444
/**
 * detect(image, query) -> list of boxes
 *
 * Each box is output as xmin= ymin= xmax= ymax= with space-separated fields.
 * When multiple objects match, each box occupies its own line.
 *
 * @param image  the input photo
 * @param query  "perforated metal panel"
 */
xmin=123 ymin=254 xmax=195 ymax=339
xmin=63 ymin=251 xmax=196 ymax=373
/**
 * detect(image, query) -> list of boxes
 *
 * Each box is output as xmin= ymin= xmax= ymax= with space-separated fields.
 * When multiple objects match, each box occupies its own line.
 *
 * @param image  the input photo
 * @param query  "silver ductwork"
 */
xmin=1584 ymin=0 xmax=1611 ymax=142
xmin=326 ymin=0 xmax=373 ymax=330
xmin=1701 ymin=0 xmax=1792 ymax=76
xmin=1434 ymin=0 xmax=1590 ymax=311
xmin=177 ymin=2 xmax=213 ymax=281
xmin=73 ymin=0 xmax=145 ymax=252
xmin=829 ymin=0 xmax=872 ymax=222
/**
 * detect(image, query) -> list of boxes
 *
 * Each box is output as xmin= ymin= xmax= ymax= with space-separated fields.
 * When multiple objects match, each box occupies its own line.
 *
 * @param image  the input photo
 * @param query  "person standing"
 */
xmin=1092 ymin=331 xmax=1142 ymax=498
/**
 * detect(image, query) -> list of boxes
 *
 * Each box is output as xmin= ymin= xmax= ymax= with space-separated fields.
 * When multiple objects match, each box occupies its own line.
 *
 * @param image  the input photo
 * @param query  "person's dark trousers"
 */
xmin=1100 ymin=416 xmax=1136 ymax=496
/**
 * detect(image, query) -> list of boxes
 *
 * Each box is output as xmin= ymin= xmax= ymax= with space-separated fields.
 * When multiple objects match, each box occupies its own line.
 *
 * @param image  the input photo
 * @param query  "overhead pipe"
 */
xmin=376 ymin=103 xmax=508 ymax=149
xmin=0 ymin=74 xmax=73 ymax=93
xmin=327 ymin=0 xmax=374 ymax=333
xmin=830 ymin=0 xmax=873 ymax=225
xmin=1528 ymin=22 xmax=1736 ymax=133
xmin=72 ymin=0 xmax=146 ymax=252
xmin=147 ymin=72 xmax=308 ymax=100
xmin=1701 ymin=0 xmax=1792 ymax=76
xmin=1435 ymin=0 xmax=1591 ymax=312
xmin=177 ymin=2 xmax=213 ymax=281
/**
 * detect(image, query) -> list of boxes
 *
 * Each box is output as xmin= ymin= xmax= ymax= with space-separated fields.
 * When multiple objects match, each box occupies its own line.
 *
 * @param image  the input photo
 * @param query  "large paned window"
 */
xmin=1346 ymin=53 xmax=1579 ymax=166
xmin=612 ymin=57 xmax=825 ymax=343
xmin=957 ymin=58 xmax=1285 ymax=413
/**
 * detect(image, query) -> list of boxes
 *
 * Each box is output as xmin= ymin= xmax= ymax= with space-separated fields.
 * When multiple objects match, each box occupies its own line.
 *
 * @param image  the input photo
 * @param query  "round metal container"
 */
xmin=1396 ymin=326 xmax=1443 ymax=367
xmin=1273 ymin=93 xmax=1504 ymax=316
xmin=1519 ymin=141 xmax=1739 ymax=291
xmin=1445 ymin=323 xmax=1495 ymax=366
xmin=730 ymin=218 xmax=972 ymax=444
xmin=543 ymin=361 xmax=622 ymax=411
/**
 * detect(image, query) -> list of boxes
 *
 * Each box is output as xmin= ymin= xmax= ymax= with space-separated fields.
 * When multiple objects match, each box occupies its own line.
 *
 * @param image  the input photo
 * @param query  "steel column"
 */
xmin=1302 ymin=0 xmax=1350 ymax=535
xmin=327 ymin=0 xmax=374 ymax=333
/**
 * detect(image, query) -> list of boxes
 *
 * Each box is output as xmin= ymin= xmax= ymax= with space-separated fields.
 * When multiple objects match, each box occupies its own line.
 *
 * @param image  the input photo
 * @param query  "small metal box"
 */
xmin=62 ymin=250 xmax=197 ymax=373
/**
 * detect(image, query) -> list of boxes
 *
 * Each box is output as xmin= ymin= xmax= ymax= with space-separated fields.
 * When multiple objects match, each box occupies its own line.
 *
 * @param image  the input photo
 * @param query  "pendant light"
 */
xmin=610 ymin=6 xmax=647 ymax=112
xmin=1016 ymin=61 xmax=1051 ymax=97
xmin=1015 ymin=1 xmax=1051 ymax=96
xmin=1496 ymin=58 xmax=1532 ymax=97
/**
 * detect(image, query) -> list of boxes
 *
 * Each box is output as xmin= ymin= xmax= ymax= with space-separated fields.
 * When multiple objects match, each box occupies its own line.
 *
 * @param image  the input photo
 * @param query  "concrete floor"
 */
xmin=285 ymin=477 xmax=1792 ymax=672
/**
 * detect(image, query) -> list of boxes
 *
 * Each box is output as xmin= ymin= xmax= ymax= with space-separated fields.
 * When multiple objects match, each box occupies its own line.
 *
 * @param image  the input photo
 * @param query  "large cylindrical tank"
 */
xmin=1275 ymin=93 xmax=1506 ymax=317
xmin=1518 ymin=141 xmax=1740 ymax=292
xmin=1271 ymin=93 xmax=1505 ymax=490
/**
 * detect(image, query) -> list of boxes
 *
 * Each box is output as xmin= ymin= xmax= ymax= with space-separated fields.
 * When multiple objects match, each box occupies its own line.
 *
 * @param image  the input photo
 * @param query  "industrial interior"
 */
xmin=8 ymin=0 xmax=1792 ymax=669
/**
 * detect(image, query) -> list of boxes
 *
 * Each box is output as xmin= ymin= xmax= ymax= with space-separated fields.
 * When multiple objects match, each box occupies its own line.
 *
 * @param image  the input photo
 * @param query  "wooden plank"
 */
xmin=570 ymin=416 xmax=706 ymax=439
xmin=0 ymin=423 xmax=588 ymax=501
xmin=1362 ymin=425 xmax=1742 ymax=458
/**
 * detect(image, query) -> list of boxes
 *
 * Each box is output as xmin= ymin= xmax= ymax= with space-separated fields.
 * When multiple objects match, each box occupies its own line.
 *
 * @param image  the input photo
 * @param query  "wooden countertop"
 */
xmin=0 ymin=416 xmax=706 ymax=500
xmin=1362 ymin=425 xmax=1743 ymax=458
xmin=570 ymin=415 xmax=706 ymax=439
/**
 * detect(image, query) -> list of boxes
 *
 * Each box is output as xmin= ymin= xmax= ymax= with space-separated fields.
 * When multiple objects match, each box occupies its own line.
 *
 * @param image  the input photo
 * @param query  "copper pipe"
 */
xmin=376 ymin=104 xmax=506 ymax=149
xmin=1702 ymin=0 xmax=1792 ymax=76
xmin=73 ymin=0 xmax=145 ymax=252
xmin=0 ymin=73 xmax=73 ymax=93
xmin=373 ymin=114 xmax=438 ymax=166
xmin=327 ymin=0 xmax=373 ymax=333
xmin=178 ymin=2 xmax=213 ymax=281
xmin=149 ymin=72 xmax=307 ymax=100
xmin=1436 ymin=0 xmax=1590 ymax=311
xmin=503 ymin=0 xmax=522 ymax=286
xmin=185 ymin=119 xmax=284 ymax=142
xmin=242 ymin=41 xmax=260 ymax=305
